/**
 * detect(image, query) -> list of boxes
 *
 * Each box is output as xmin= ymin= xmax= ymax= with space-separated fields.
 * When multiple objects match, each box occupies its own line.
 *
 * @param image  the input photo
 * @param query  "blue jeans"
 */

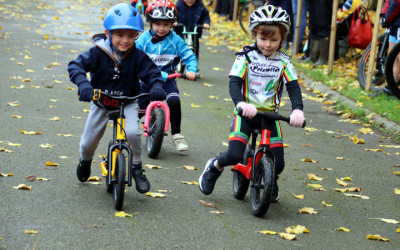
xmin=291 ymin=0 xmax=307 ymax=51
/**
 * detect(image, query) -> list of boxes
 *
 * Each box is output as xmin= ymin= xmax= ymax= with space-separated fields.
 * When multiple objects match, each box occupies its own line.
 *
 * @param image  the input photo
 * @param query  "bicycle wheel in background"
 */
xmin=232 ymin=145 xmax=251 ymax=200
xmin=114 ymin=153 xmax=126 ymax=210
xmin=239 ymin=0 xmax=265 ymax=34
xmin=146 ymin=108 xmax=165 ymax=159
xmin=250 ymin=154 xmax=275 ymax=217
xmin=357 ymin=34 xmax=388 ymax=92
xmin=385 ymin=42 xmax=400 ymax=99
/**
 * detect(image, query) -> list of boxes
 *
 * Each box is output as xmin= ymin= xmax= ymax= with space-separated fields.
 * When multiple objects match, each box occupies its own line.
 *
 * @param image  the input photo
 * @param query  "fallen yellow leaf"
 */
xmin=45 ymin=161 xmax=59 ymax=166
xmin=212 ymin=67 xmax=224 ymax=71
xmin=299 ymin=207 xmax=318 ymax=214
xmin=292 ymin=193 xmax=304 ymax=199
xmin=258 ymin=230 xmax=278 ymax=235
xmin=301 ymin=158 xmax=319 ymax=163
xmin=370 ymin=218 xmax=400 ymax=224
xmin=210 ymin=211 xmax=223 ymax=214
xmin=199 ymin=200 xmax=218 ymax=209
xmin=183 ymin=165 xmax=199 ymax=170
xmin=335 ymin=227 xmax=350 ymax=232
xmin=366 ymin=234 xmax=389 ymax=242
xmin=115 ymin=211 xmax=133 ymax=217
xmin=180 ymin=181 xmax=198 ymax=185
xmin=13 ymin=184 xmax=31 ymax=190
xmin=144 ymin=164 xmax=162 ymax=169
xmin=322 ymin=200 xmax=333 ymax=207
xmin=336 ymin=178 xmax=349 ymax=187
xmin=88 ymin=176 xmax=102 ymax=182
xmin=191 ymin=103 xmax=201 ymax=108
xmin=279 ymin=233 xmax=296 ymax=240
xmin=307 ymin=173 xmax=323 ymax=181
xmin=0 ymin=172 xmax=13 ymax=177
xmin=146 ymin=192 xmax=166 ymax=198
xmin=47 ymin=117 xmax=60 ymax=121
xmin=24 ymin=230 xmax=38 ymax=234
xmin=19 ymin=129 xmax=42 ymax=135
xmin=395 ymin=188 xmax=400 ymax=195
xmin=203 ymin=83 xmax=213 ymax=87
xmin=285 ymin=225 xmax=310 ymax=234
xmin=343 ymin=193 xmax=369 ymax=199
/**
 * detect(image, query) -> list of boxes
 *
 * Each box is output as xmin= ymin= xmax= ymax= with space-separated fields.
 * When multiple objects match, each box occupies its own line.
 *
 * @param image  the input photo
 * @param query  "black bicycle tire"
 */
xmin=357 ymin=34 xmax=388 ymax=91
xmin=232 ymin=145 xmax=251 ymax=200
xmin=176 ymin=60 xmax=186 ymax=74
xmin=105 ymin=140 xmax=113 ymax=194
xmin=250 ymin=155 xmax=275 ymax=217
xmin=113 ymin=153 xmax=126 ymax=210
xmin=239 ymin=1 xmax=264 ymax=34
xmin=384 ymin=42 xmax=400 ymax=99
xmin=146 ymin=108 xmax=165 ymax=159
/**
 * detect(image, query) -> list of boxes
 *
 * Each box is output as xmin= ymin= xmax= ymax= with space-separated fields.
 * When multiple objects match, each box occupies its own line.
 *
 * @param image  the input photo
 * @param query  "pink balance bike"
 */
xmin=142 ymin=73 xmax=189 ymax=158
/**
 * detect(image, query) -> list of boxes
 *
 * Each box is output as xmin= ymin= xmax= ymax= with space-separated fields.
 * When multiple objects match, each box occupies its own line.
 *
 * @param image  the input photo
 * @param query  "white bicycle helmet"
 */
xmin=249 ymin=5 xmax=290 ymax=33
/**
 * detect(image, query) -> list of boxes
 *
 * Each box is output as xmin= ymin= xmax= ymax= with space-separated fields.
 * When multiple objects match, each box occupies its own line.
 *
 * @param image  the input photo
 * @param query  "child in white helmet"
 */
xmin=199 ymin=5 xmax=305 ymax=201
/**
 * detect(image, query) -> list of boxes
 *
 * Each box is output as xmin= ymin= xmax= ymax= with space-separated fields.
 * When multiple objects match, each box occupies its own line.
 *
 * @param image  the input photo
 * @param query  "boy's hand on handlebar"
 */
xmin=78 ymin=82 xmax=94 ymax=102
xmin=237 ymin=102 xmax=257 ymax=119
xmin=150 ymin=83 xmax=166 ymax=101
xmin=186 ymin=71 xmax=196 ymax=81
xmin=203 ymin=23 xmax=210 ymax=30
xmin=289 ymin=109 xmax=305 ymax=127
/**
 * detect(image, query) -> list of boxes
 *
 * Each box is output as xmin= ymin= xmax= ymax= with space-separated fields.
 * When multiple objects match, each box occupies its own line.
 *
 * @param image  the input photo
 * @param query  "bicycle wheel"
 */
xmin=176 ymin=60 xmax=186 ymax=74
xmin=385 ymin=42 xmax=400 ymax=99
xmin=106 ymin=141 xmax=113 ymax=194
xmin=250 ymin=155 xmax=275 ymax=217
xmin=146 ymin=108 xmax=165 ymax=159
xmin=113 ymin=152 xmax=126 ymax=210
xmin=232 ymin=145 xmax=251 ymax=200
xmin=357 ymin=34 xmax=388 ymax=91
xmin=239 ymin=1 xmax=264 ymax=34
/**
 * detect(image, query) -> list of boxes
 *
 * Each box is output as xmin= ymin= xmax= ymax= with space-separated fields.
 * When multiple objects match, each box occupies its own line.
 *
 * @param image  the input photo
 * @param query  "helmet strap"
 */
xmin=149 ymin=29 xmax=170 ymax=44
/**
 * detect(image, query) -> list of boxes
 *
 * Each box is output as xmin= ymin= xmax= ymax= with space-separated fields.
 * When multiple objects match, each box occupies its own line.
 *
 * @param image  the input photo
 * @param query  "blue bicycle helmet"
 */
xmin=104 ymin=3 xmax=144 ymax=32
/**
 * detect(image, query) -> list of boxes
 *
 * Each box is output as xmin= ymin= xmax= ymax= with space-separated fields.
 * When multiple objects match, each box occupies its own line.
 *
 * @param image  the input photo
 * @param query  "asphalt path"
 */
xmin=1 ymin=0 xmax=399 ymax=249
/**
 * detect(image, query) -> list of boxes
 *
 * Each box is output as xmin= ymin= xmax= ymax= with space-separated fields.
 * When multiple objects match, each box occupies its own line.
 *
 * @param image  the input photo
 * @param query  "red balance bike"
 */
xmin=231 ymin=108 xmax=306 ymax=217
xmin=142 ymin=73 xmax=190 ymax=158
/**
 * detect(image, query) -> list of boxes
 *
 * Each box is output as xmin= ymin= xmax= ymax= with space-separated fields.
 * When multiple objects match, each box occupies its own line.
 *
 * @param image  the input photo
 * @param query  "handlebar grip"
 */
xmin=93 ymin=89 xmax=101 ymax=101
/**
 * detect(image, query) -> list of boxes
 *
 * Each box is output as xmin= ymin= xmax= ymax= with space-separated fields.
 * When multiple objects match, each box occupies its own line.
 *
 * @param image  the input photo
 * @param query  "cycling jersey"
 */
xmin=229 ymin=44 xmax=298 ymax=112
xmin=136 ymin=30 xmax=198 ymax=73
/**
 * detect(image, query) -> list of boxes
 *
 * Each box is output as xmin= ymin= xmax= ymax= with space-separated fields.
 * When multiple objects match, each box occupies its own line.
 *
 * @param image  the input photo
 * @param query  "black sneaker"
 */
xmin=270 ymin=179 xmax=279 ymax=202
xmin=199 ymin=158 xmax=223 ymax=195
xmin=77 ymin=159 xmax=91 ymax=182
xmin=132 ymin=168 xmax=150 ymax=193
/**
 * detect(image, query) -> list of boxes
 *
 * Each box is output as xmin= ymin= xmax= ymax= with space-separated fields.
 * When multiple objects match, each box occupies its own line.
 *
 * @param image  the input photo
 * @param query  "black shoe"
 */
xmin=132 ymin=168 xmax=150 ymax=193
xmin=77 ymin=159 xmax=91 ymax=182
xmin=270 ymin=178 xmax=279 ymax=202
xmin=199 ymin=158 xmax=223 ymax=195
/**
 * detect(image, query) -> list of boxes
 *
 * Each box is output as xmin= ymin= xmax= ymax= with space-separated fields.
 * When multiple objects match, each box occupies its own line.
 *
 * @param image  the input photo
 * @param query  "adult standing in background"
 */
xmin=305 ymin=0 xmax=332 ymax=65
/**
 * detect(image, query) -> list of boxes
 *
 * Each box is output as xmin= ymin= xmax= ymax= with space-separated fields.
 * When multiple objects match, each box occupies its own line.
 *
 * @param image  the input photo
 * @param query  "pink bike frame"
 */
xmin=142 ymin=101 xmax=170 ymax=137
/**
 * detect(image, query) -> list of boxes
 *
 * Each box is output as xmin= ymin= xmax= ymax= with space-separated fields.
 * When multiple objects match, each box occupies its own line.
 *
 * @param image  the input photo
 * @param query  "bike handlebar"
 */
xmin=237 ymin=107 xmax=306 ymax=128
xmin=167 ymin=72 xmax=199 ymax=81
xmin=92 ymin=89 xmax=149 ymax=101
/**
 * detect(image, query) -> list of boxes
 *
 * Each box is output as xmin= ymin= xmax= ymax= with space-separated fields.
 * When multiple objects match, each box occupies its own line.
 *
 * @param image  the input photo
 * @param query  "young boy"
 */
xmin=174 ymin=0 xmax=210 ymax=70
xmin=136 ymin=0 xmax=198 ymax=152
xmin=198 ymin=5 xmax=305 ymax=201
xmin=67 ymin=3 xmax=166 ymax=193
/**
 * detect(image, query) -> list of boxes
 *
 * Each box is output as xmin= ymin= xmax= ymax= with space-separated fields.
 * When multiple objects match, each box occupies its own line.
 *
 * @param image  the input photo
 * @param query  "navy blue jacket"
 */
xmin=68 ymin=34 xmax=163 ymax=106
xmin=174 ymin=0 xmax=210 ymax=38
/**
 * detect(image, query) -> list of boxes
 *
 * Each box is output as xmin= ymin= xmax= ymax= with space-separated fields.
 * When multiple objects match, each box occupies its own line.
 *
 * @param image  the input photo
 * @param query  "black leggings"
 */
xmin=217 ymin=114 xmax=285 ymax=176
